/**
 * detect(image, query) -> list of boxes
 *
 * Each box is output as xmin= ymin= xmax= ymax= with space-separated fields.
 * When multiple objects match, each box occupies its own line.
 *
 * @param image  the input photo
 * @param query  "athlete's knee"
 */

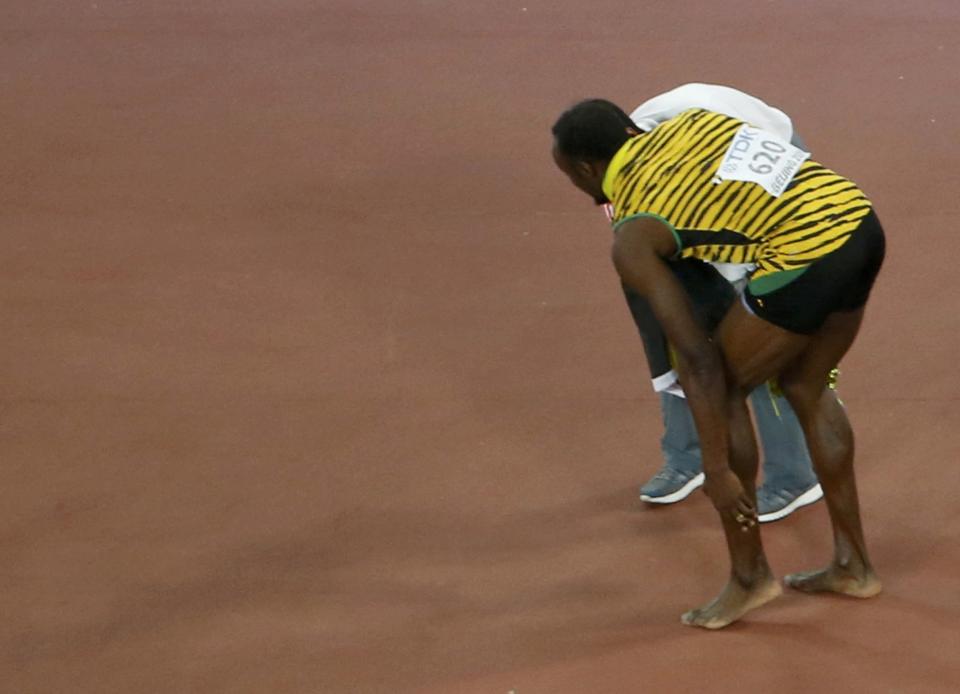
xmin=778 ymin=374 xmax=823 ymax=417
xmin=725 ymin=363 xmax=765 ymax=396
xmin=723 ymin=382 xmax=754 ymax=422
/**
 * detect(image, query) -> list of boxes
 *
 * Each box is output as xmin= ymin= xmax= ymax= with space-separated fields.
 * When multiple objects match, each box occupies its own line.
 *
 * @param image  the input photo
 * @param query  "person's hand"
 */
xmin=702 ymin=468 xmax=757 ymax=531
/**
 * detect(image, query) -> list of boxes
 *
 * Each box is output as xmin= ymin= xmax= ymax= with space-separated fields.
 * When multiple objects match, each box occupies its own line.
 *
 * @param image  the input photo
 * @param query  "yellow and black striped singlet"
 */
xmin=602 ymin=109 xmax=872 ymax=285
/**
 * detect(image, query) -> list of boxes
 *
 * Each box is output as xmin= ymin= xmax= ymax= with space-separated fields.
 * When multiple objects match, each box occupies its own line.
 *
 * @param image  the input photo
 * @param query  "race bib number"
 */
xmin=716 ymin=124 xmax=810 ymax=197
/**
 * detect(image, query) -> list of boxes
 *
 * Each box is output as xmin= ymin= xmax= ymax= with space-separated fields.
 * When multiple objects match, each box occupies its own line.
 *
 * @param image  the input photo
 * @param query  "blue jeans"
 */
xmin=659 ymin=389 xmax=818 ymax=491
xmin=621 ymin=266 xmax=818 ymax=492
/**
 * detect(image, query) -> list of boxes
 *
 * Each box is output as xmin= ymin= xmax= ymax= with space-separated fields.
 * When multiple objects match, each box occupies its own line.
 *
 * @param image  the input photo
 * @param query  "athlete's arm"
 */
xmin=611 ymin=216 xmax=755 ymax=520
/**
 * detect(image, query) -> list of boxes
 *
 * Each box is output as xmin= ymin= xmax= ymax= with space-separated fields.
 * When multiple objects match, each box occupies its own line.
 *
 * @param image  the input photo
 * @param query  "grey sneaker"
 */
xmin=639 ymin=467 xmax=705 ymax=504
xmin=757 ymin=482 xmax=823 ymax=523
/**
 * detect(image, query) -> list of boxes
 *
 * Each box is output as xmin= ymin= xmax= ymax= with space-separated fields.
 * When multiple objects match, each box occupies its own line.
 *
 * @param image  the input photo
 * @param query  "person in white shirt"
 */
xmin=614 ymin=84 xmax=822 ymax=522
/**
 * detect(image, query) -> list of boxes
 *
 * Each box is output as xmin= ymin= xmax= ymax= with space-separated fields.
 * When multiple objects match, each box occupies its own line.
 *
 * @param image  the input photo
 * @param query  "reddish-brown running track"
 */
xmin=3 ymin=1 xmax=960 ymax=692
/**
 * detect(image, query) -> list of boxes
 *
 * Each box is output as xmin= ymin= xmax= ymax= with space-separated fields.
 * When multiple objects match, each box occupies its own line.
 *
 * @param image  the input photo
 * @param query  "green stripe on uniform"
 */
xmin=613 ymin=213 xmax=682 ymax=258
xmin=747 ymin=266 xmax=810 ymax=295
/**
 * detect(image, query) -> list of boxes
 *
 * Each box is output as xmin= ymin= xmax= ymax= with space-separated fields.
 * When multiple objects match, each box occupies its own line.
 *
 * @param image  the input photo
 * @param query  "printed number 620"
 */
xmin=748 ymin=140 xmax=789 ymax=175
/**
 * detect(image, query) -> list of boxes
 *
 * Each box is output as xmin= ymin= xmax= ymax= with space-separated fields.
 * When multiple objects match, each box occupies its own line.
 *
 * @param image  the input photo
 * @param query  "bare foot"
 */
xmin=785 ymin=565 xmax=882 ymax=598
xmin=681 ymin=575 xmax=783 ymax=629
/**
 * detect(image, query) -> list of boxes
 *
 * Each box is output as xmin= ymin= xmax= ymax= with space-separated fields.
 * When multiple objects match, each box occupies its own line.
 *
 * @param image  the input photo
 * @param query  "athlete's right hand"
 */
xmin=703 ymin=468 xmax=757 ymax=530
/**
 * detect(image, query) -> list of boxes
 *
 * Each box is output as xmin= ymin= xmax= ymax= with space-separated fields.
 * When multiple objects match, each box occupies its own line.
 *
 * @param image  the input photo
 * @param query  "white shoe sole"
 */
xmin=640 ymin=472 xmax=705 ymax=505
xmin=758 ymin=483 xmax=823 ymax=523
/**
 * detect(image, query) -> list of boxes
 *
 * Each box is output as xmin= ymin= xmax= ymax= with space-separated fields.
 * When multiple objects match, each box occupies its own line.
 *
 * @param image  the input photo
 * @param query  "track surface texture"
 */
xmin=3 ymin=1 xmax=960 ymax=692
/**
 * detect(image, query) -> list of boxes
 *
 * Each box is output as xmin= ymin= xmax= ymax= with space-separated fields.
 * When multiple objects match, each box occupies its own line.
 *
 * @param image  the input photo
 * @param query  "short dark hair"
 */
xmin=551 ymin=99 xmax=635 ymax=161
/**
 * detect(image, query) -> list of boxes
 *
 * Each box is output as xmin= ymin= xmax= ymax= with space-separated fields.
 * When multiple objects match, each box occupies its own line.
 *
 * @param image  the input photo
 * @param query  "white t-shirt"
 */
xmin=630 ymin=82 xmax=794 ymax=140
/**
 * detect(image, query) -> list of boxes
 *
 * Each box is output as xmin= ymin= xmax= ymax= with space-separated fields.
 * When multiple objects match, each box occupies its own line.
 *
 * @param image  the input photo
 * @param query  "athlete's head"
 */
xmin=551 ymin=99 xmax=637 ymax=205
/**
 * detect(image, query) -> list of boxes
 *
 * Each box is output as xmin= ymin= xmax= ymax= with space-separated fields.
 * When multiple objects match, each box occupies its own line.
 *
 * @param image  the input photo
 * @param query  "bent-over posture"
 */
xmin=551 ymin=100 xmax=885 ymax=629
xmin=617 ymin=84 xmax=822 ymax=519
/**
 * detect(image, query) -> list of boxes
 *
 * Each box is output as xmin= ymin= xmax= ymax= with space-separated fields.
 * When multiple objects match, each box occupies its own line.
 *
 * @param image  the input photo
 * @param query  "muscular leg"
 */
xmin=777 ymin=309 xmax=881 ymax=597
xmin=680 ymin=384 xmax=782 ymax=628
xmin=680 ymin=299 xmax=809 ymax=628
